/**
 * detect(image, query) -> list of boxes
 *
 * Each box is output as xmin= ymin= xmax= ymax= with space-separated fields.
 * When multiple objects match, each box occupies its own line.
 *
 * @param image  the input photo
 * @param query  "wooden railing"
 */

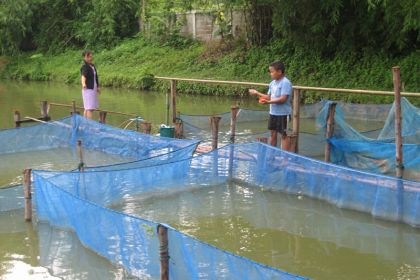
xmin=156 ymin=68 xmax=418 ymax=170
xmin=155 ymin=76 xmax=420 ymax=97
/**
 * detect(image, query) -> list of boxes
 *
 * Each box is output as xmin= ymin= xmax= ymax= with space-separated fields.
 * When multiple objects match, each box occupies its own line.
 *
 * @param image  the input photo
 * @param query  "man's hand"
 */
xmin=249 ymin=89 xmax=258 ymax=95
xmin=97 ymin=87 xmax=101 ymax=95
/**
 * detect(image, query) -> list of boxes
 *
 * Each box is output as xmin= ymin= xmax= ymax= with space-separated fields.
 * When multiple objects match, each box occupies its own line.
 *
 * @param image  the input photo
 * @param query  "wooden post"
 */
xmin=14 ymin=110 xmax=21 ymax=128
xmin=157 ymin=224 xmax=169 ymax=280
xmin=210 ymin=116 xmax=221 ymax=150
xmin=292 ymin=89 xmax=301 ymax=153
xmin=71 ymin=100 xmax=77 ymax=115
xmin=256 ymin=137 xmax=268 ymax=144
xmin=141 ymin=122 xmax=152 ymax=134
xmin=281 ymin=133 xmax=298 ymax=153
xmin=40 ymin=101 xmax=50 ymax=119
xmin=77 ymin=140 xmax=84 ymax=172
xmin=175 ymin=118 xmax=183 ymax=139
xmin=324 ymin=102 xmax=337 ymax=162
xmin=23 ymin=169 xmax=32 ymax=222
xmin=135 ymin=117 xmax=140 ymax=132
xmin=166 ymin=90 xmax=170 ymax=125
xmin=99 ymin=111 xmax=107 ymax=124
xmin=393 ymin=66 xmax=404 ymax=179
xmin=230 ymin=105 xmax=239 ymax=144
xmin=170 ymin=80 xmax=177 ymax=125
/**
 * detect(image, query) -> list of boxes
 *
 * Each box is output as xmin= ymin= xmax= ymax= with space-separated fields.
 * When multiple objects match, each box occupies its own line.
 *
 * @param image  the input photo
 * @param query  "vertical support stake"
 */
xmin=71 ymin=100 xmax=77 ymax=115
xmin=230 ymin=105 xmax=239 ymax=144
xmin=99 ymin=111 xmax=107 ymax=124
xmin=23 ymin=169 xmax=32 ymax=222
xmin=141 ymin=122 xmax=152 ymax=134
xmin=210 ymin=116 xmax=221 ymax=150
xmin=14 ymin=110 xmax=21 ymax=128
xmin=157 ymin=224 xmax=169 ymax=280
xmin=256 ymin=137 xmax=268 ymax=144
xmin=292 ymin=89 xmax=301 ymax=153
xmin=170 ymin=80 xmax=177 ymax=125
xmin=324 ymin=102 xmax=337 ymax=162
xmin=393 ymin=66 xmax=404 ymax=179
xmin=77 ymin=140 xmax=85 ymax=172
xmin=166 ymin=89 xmax=170 ymax=125
xmin=40 ymin=101 xmax=50 ymax=120
xmin=175 ymin=113 xmax=183 ymax=139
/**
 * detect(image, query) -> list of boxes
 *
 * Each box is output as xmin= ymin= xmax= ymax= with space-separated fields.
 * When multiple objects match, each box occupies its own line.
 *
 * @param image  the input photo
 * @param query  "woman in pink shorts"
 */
xmin=80 ymin=50 xmax=100 ymax=119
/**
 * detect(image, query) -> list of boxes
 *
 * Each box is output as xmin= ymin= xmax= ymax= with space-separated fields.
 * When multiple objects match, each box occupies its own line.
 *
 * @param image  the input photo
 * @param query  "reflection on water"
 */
xmin=113 ymin=181 xmax=420 ymax=280
xmin=0 ymin=146 xmax=136 ymax=278
xmin=1 ymin=260 xmax=61 ymax=280
xmin=0 ymin=210 xmax=136 ymax=280
xmin=0 ymin=147 xmax=132 ymax=187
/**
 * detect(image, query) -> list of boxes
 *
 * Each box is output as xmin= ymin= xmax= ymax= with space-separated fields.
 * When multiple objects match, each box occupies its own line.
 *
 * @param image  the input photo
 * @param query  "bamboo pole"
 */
xmin=170 ymin=80 xmax=177 ymax=124
xmin=155 ymin=76 xmax=420 ymax=97
xmin=324 ymin=102 xmax=337 ymax=162
xmin=77 ymin=140 xmax=84 ymax=172
xmin=292 ymin=89 xmax=301 ymax=153
xmin=23 ymin=169 xmax=32 ymax=222
xmin=393 ymin=67 xmax=404 ymax=179
xmin=230 ymin=106 xmax=239 ymax=144
xmin=210 ymin=116 xmax=221 ymax=150
xmin=14 ymin=111 xmax=21 ymax=128
xmin=157 ymin=224 xmax=169 ymax=280
xmin=99 ymin=111 xmax=107 ymax=124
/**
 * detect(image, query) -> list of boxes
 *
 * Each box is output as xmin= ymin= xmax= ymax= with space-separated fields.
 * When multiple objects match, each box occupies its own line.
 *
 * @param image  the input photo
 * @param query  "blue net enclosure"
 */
xmin=179 ymin=100 xmax=387 ymax=158
xmin=0 ymin=114 xmax=198 ymax=158
xmin=4 ymin=181 xmax=420 ymax=279
xmin=180 ymin=99 xmax=419 ymax=179
xmin=317 ymin=98 xmax=420 ymax=179
xmin=32 ymin=142 xmax=420 ymax=279
xmin=0 ymin=114 xmax=199 ymax=211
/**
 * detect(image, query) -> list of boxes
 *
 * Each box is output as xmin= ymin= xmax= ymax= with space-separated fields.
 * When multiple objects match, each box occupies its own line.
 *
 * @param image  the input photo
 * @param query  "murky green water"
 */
xmin=113 ymin=181 xmax=420 ymax=280
xmin=0 ymin=148 xmax=131 ymax=187
xmin=0 ymin=80 xmax=412 ymax=280
xmin=0 ymin=209 xmax=135 ymax=279
xmin=0 ymin=80 xmax=259 ymax=131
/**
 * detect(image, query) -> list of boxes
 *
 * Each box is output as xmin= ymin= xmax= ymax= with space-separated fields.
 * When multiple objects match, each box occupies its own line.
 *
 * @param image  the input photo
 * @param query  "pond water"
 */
xmin=0 ymin=80 xmax=414 ymax=280
xmin=112 ymin=181 xmax=420 ymax=280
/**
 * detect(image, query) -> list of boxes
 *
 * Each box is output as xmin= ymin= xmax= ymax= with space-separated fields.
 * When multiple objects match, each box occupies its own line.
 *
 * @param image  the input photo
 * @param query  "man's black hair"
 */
xmin=269 ymin=61 xmax=285 ymax=73
xmin=82 ymin=49 xmax=93 ymax=57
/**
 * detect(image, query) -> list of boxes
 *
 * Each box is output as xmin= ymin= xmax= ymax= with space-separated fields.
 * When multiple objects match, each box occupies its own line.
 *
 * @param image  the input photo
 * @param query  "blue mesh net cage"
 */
xmin=317 ymin=98 xmax=420 ymax=179
xmin=32 ymin=142 xmax=420 ymax=279
xmin=0 ymin=114 xmax=199 ymax=211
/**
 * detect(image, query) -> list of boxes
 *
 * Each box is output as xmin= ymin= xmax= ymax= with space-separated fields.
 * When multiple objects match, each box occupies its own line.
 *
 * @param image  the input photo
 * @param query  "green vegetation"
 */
xmin=0 ymin=0 xmax=419 ymax=103
xmin=1 ymin=36 xmax=419 ymax=104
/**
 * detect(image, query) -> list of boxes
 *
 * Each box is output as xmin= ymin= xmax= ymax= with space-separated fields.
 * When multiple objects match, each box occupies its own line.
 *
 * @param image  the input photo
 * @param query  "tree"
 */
xmin=0 ymin=0 xmax=33 ymax=54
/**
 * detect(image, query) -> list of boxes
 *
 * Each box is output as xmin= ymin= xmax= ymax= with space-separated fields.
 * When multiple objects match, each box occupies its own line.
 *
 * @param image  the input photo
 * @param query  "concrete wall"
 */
xmin=178 ymin=10 xmax=247 ymax=41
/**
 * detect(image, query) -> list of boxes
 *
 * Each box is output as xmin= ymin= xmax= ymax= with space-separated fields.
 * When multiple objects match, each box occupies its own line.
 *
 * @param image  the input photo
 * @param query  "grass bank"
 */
xmin=1 ymin=36 xmax=419 ymax=104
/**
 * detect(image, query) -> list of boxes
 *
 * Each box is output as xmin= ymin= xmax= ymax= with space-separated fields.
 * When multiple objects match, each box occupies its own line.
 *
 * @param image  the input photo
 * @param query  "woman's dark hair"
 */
xmin=270 ymin=61 xmax=285 ymax=73
xmin=82 ymin=49 xmax=93 ymax=57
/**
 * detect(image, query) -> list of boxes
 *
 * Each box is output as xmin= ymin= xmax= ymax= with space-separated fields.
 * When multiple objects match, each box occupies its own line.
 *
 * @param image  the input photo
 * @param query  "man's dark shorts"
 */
xmin=268 ymin=114 xmax=288 ymax=134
